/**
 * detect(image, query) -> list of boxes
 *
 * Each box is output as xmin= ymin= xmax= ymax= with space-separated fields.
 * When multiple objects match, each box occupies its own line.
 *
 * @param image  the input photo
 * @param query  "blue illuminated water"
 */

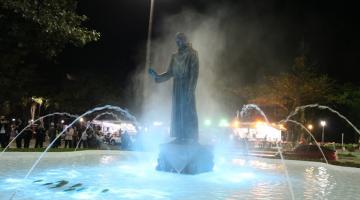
xmin=1 ymin=151 xmax=359 ymax=200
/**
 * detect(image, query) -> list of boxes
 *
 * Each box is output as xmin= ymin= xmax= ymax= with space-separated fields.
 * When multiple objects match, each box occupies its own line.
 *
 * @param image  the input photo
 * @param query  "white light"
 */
xmin=153 ymin=121 xmax=163 ymax=126
xmin=232 ymin=120 xmax=240 ymax=128
xmin=12 ymin=118 xmax=16 ymax=122
xmin=254 ymin=122 xmax=282 ymax=141
xmin=307 ymin=124 xmax=313 ymax=130
xmin=219 ymin=119 xmax=229 ymax=127
xmin=204 ymin=119 xmax=212 ymax=126
xmin=320 ymin=120 xmax=326 ymax=127
xmin=229 ymin=134 xmax=234 ymax=140
xmin=79 ymin=117 xmax=84 ymax=122
xmin=61 ymin=120 xmax=65 ymax=124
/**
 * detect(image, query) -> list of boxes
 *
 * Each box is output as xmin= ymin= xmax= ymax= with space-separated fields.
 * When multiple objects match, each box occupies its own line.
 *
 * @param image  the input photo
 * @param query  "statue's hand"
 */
xmin=148 ymin=68 xmax=158 ymax=79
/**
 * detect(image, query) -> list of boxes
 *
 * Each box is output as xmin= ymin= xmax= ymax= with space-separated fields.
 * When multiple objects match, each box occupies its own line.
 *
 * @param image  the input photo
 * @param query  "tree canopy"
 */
xmin=237 ymin=56 xmax=337 ymax=120
xmin=0 ymin=0 xmax=100 ymax=116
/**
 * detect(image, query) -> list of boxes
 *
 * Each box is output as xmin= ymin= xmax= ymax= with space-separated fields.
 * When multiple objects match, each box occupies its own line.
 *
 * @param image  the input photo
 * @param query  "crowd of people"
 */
xmin=0 ymin=115 xmax=119 ymax=149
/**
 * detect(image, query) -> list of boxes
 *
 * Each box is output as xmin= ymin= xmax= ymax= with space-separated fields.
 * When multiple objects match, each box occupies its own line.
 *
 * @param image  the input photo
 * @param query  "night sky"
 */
xmin=58 ymin=0 xmax=360 ymax=87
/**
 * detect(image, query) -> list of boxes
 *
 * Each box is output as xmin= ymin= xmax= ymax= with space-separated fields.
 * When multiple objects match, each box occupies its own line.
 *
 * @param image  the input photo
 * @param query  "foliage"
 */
xmin=323 ymin=143 xmax=336 ymax=151
xmin=0 ymin=0 xmax=100 ymax=117
xmin=338 ymin=152 xmax=356 ymax=158
xmin=48 ymin=73 xmax=127 ymax=114
xmin=345 ymin=144 xmax=359 ymax=152
xmin=0 ymin=0 xmax=100 ymax=59
xmin=240 ymin=56 xmax=337 ymax=119
xmin=233 ymin=56 xmax=360 ymax=142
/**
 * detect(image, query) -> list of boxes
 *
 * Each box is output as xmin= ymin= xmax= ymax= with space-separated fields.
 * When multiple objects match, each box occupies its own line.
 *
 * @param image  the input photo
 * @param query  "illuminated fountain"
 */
xmin=1 ymin=0 xmax=360 ymax=196
xmin=1 ymin=104 xmax=360 ymax=199
xmin=0 ymin=112 xmax=79 ymax=158
xmin=2 ymin=19 xmax=360 ymax=198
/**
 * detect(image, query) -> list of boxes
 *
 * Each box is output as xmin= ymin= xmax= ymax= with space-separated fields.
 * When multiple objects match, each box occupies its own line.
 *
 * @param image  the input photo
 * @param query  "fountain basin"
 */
xmin=1 ymin=151 xmax=359 ymax=200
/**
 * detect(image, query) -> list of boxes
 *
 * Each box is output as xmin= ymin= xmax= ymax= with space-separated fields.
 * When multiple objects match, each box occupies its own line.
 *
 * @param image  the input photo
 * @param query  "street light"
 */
xmin=145 ymin=0 xmax=155 ymax=69
xmin=320 ymin=120 xmax=326 ymax=143
xmin=307 ymin=124 xmax=313 ymax=131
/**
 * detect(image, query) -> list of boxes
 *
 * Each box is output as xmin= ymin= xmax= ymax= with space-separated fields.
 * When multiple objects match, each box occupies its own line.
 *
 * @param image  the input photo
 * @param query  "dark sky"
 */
xmin=58 ymin=0 xmax=360 ymax=86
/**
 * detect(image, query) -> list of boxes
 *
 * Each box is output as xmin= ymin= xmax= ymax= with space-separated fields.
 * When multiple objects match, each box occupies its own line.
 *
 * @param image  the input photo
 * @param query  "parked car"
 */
xmin=277 ymin=144 xmax=337 ymax=161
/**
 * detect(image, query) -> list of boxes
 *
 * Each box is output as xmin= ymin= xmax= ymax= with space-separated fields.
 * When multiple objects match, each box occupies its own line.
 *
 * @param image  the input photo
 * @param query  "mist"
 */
xmin=132 ymin=3 xmax=301 ymax=147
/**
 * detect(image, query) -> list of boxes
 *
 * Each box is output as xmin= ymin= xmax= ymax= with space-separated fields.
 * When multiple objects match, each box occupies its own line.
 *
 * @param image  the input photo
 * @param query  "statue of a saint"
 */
xmin=149 ymin=32 xmax=199 ymax=143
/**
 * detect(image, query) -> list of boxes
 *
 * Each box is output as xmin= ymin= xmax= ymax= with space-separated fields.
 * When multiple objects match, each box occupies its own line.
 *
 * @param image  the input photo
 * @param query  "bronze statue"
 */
xmin=149 ymin=32 xmax=199 ymax=143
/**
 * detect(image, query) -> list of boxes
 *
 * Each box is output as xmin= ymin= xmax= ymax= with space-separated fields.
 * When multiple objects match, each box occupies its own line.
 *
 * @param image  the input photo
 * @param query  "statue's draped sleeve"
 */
xmin=189 ymin=51 xmax=199 ymax=95
xmin=155 ymin=54 xmax=174 ymax=83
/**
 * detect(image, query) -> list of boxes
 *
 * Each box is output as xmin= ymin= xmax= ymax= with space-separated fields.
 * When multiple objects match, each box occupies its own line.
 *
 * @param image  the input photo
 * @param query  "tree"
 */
xmin=236 ymin=56 xmax=338 ymax=143
xmin=0 ymin=0 xmax=100 ymax=59
xmin=0 ymin=0 xmax=100 ymax=117
xmin=332 ymin=84 xmax=360 ymax=143
xmin=239 ymin=56 xmax=336 ymax=118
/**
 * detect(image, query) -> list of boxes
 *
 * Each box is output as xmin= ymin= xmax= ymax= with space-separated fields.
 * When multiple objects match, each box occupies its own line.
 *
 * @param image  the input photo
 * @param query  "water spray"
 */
xmin=0 ymin=112 xmax=78 ymax=158
xmin=74 ymin=112 xmax=120 ymax=151
xmin=9 ymin=105 xmax=137 ymax=200
xmin=285 ymin=104 xmax=360 ymax=135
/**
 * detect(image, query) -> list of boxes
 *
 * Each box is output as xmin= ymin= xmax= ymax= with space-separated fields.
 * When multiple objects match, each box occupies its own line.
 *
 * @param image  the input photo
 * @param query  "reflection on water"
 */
xmin=304 ymin=166 xmax=336 ymax=200
xmin=0 ymin=152 xmax=359 ymax=200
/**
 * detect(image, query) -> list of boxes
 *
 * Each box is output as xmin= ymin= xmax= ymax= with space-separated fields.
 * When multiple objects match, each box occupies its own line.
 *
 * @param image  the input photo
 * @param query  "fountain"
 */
xmin=1 ymin=2 xmax=360 ymax=197
xmin=1 ymin=103 xmax=360 ymax=199
xmin=239 ymin=104 xmax=295 ymax=199
xmin=148 ymin=33 xmax=214 ymax=174
xmin=2 ymin=21 xmax=360 ymax=197
xmin=0 ymin=112 xmax=78 ymax=158
xmin=74 ymin=112 xmax=120 ymax=152
xmin=240 ymin=104 xmax=269 ymax=122
xmin=5 ymin=105 xmax=137 ymax=200
xmin=284 ymin=104 xmax=360 ymax=136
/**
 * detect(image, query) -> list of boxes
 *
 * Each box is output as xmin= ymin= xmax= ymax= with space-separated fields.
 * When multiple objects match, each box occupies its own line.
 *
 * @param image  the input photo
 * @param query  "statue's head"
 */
xmin=175 ymin=32 xmax=188 ymax=49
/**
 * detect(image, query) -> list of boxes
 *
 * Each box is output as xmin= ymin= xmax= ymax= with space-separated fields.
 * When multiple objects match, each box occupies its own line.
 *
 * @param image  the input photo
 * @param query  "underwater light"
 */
xmin=204 ymin=119 xmax=212 ymax=126
xmin=153 ymin=121 xmax=163 ymax=126
xmin=219 ymin=119 xmax=229 ymax=127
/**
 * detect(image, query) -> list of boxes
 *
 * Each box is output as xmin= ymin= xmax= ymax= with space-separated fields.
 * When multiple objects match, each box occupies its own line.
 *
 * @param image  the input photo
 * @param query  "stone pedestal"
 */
xmin=156 ymin=142 xmax=214 ymax=174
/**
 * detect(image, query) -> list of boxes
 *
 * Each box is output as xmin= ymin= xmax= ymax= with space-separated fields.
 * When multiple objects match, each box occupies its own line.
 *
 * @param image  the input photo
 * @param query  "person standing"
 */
xmin=72 ymin=127 xmax=78 ymax=149
xmin=35 ymin=126 xmax=45 ymax=148
xmin=122 ymin=130 xmax=131 ymax=150
xmin=14 ymin=128 xmax=22 ymax=148
xmin=23 ymin=125 xmax=33 ymax=148
xmin=55 ymin=123 xmax=62 ymax=148
xmin=0 ymin=116 xmax=10 ymax=148
xmin=32 ymin=126 xmax=37 ymax=148
xmin=47 ymin=122 xmax=57 ymax=147
xmin=9 ymin=123 xmax=19 ymax=148
xmin=79 ymin=130 xmax=88 ymax=148
xmin=15 ymin=119 xmax=24 ymax=148
xmin=64 ymin=126 xmax=74 ymax=148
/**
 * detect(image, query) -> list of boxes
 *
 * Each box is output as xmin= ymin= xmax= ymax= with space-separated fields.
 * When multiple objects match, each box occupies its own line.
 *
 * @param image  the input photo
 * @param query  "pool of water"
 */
xmin=0 ymin=151 xmax=359 ymax=200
